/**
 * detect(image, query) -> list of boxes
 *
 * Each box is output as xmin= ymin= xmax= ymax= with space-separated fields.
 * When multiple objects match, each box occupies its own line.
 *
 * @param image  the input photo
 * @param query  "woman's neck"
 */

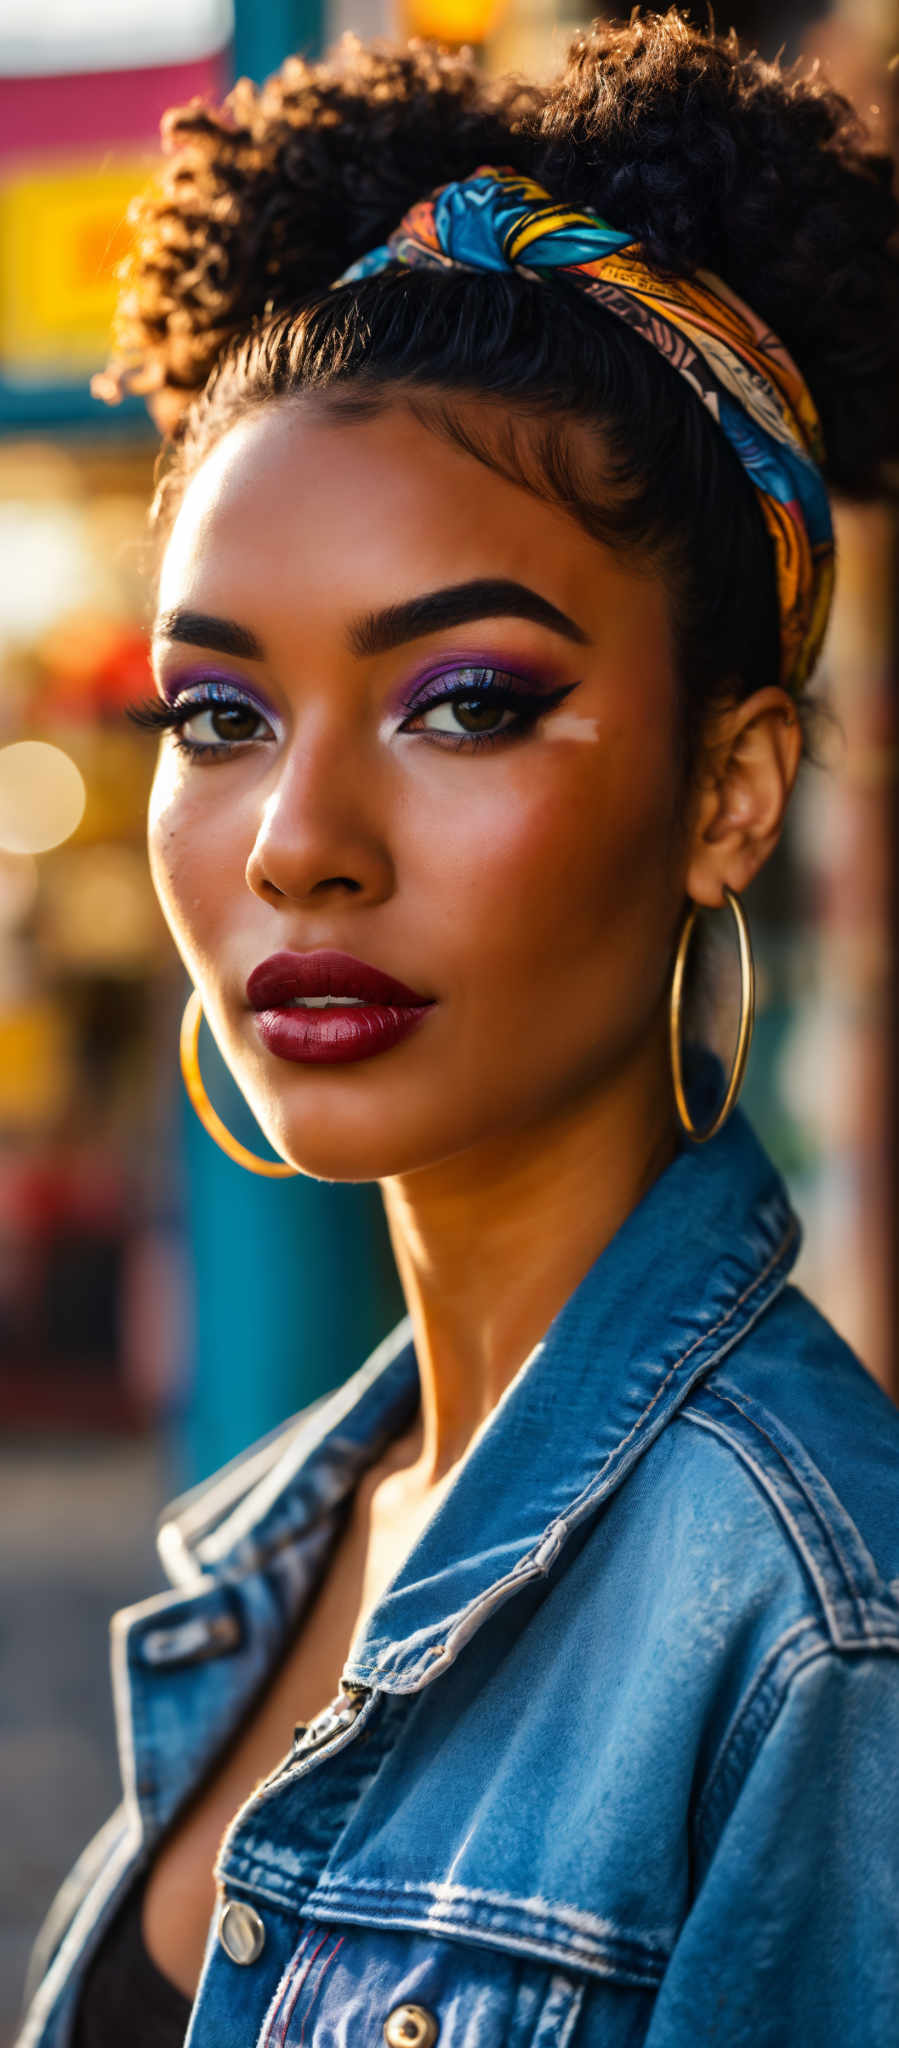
xmin=379 ymin=1029 xmax=678 ymax=1490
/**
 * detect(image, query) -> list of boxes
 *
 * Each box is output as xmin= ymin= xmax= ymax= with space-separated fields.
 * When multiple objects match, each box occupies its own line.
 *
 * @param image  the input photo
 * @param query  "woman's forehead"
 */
xmin=157 ymin=394 xmax=669 ymax=658
xmin=164 ymin=392 xmax=576 ymax=539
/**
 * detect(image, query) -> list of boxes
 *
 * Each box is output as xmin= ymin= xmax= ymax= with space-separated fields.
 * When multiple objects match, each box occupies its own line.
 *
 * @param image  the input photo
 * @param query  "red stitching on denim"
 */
xmin=271 ymin=1931 xmax=327 ymax=2048
xmin=259 ymin=1932 xmax=310 ymax=2044
xmin=297 ymin=1936 xmax=344 ymax=2046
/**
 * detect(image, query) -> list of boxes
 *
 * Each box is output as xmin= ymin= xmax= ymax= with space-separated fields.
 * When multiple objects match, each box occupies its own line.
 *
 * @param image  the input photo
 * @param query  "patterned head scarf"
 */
xmin=335 ymin=165 xmax=834 ymax=694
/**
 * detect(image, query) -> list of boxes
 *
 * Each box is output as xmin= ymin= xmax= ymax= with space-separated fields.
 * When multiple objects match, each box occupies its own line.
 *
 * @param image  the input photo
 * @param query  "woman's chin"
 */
xmin=244 ymin=1095 xmax=457 ymax=1184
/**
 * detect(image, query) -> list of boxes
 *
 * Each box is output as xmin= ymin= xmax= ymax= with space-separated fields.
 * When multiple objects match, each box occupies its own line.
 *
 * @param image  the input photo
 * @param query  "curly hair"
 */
xmin=102 ymin=10 xmax=899 ymax=769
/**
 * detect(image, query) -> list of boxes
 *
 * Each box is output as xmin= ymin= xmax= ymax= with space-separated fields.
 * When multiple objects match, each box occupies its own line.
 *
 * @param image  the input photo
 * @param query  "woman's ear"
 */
xmin=685 ymin=688 xmax=803 ymax=909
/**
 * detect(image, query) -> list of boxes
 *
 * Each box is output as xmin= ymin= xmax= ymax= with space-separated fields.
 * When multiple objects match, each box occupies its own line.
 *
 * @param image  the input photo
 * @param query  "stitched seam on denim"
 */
xmin=110 ymin=1616 xmax=145 ymax=1836
xmin=708 ymin=1384 xmax=878 ymax=1631
xmin=212 ymin=1865 xmax=324 ymax=1916
xmin=548 ymin=1977 xmax=585 ymax=2048
xmin=298 ymin=1899 xmax=667 ymax=1988
xmin=681 ymin=1408 xmax=845 ymax=1637
xmin=21 ymin=1802 xmax=130 ymax=2014
xmin=265 ymin=1931 xmax=327 ymax=2048
xmin=278 ymin=1935 xmax=327 ymax=2048
xmin=511 ymin=1217 xmax=798 ymax=1543
xmin=219 ymin=1851 xmax=669 ymax=1973
xmin=226 ymin=1509 xmax=346 ymax=1585
xmin=692 ymin=1614 xmax=822 ymax=1846
xmin=597 ymin=1216 xmax=798 ymax=1451
xmin=694 ymin=1638 xmax=836 ymax=1862
xmin=198 ymin=1328 xmax=415 ymax=1572
xmin=259 ymin=1933 xmax=311 ymax=2048
xmin=694 ymin=1635 xmax=899 ymax=1865
xmin=298 ymin=1937 xmax=343 ymax=2047
xmin=365 ymin=1579 xmax=525 ymax=1668
xmin=375 ymin=1217 xmax=797 ymax=1686
xmin=260 ymin=1932 xmax=311 ymax=2048
xmin=516 ymin=1218 xmax=797 ymax=1509
xmin=306 ymin=1876 xmax=671 ymax=1963
xmin=18 ymin=1819 xmax=142 ymax=2048
xmin=214 ymin=1694 xmax=385 ymax=1857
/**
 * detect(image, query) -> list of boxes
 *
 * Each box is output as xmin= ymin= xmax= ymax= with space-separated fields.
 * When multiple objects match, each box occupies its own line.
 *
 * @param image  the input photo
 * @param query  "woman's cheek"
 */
xmin=148 ymin=761 xmax=189 ymax=908
xmin=147 ymin=765 xmax=226 ymax=958
xmin=404 ymin=788 xmax=557 ymax=947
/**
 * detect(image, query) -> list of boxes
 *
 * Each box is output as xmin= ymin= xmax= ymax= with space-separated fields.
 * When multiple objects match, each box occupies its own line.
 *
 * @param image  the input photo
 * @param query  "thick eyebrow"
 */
xmin=348 ymin=579 xmax=591 ymax=657
xmin=152 ymin=578 xmax=591 ymax=667
xmin=152 ymin=609 xmax=264 ymax=660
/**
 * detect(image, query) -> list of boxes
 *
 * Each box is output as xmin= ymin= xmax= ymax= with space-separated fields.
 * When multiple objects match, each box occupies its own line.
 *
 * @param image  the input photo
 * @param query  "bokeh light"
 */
xmin=0 ymin=740 xmax=86 ymax=853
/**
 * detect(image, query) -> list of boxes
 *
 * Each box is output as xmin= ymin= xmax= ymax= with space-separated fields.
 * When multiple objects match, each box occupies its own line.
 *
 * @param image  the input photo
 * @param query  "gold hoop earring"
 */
xmin=179 ymin=988 xmax=299 ymax=1178
xmin=669 ymin=886 xmax=755 ymax=1144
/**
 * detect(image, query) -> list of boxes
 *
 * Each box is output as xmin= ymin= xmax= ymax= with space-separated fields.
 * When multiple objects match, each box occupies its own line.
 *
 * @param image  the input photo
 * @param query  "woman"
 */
xmin=19 ymin=13 xmax=899 ymax=2047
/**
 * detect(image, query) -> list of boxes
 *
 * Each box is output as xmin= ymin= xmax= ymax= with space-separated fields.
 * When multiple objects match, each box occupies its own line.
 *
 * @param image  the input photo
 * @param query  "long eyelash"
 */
xmin=123 ymin=692 xmax=264 ymax=761
xmin=123 ymin=675 xmax=577 ymax=757
xmin=400 ymin=677 xmax=577 ymax=748
xmin=125 ymin=695 xmax=185 ymax=734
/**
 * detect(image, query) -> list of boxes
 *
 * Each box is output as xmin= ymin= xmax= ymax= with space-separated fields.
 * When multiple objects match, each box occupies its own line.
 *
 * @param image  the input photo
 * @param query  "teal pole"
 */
xmin=177 ymin=998 xmax=403 ymax=1482
xmin=231 ymin=0 xmax=324 ymax=78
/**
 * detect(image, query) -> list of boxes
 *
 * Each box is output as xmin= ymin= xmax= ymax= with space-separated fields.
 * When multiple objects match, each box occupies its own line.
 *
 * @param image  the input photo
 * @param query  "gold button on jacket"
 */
xmin=383 ymin=2002 xmax=440 ymax=2048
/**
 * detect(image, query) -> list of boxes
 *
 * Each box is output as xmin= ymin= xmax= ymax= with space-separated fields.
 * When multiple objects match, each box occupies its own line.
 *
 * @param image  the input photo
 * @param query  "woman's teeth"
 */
xmin=283 ymin=994 xmax=368 ymax=1008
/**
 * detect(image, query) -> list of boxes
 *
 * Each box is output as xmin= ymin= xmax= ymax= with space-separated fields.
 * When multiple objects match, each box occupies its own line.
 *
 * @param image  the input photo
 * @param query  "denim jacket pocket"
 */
xmin=260 ymin=1924 xmax=585 ymax=2048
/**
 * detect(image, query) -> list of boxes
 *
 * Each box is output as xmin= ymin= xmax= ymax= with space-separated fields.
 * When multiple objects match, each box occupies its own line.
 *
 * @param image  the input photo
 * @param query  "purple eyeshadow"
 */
xmin=392 ymin=654 xmax=571 ymax=717
xmin=159 ymin=667 xmax=276 ymax=720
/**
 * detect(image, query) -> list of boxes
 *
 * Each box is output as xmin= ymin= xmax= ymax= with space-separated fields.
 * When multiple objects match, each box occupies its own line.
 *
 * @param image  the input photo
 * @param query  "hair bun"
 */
xmin=107 ymin=9 xmax=898 ymax=502
xmin=532 ymin=10 xmax=899 ymax=497
xmin=111 ymin=36 xmax=539 ymax=401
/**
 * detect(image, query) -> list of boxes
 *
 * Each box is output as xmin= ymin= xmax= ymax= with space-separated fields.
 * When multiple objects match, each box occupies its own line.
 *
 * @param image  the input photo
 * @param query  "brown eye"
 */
xmin=208 ymin=705 xmax=261 ymax=741
xmin=417 ymin=697 xmax=516 ymax=739
xmin=453 ymin=700 xmax=509 ymax=733
xmin=175 ymin=701 xmax=268 ymax=750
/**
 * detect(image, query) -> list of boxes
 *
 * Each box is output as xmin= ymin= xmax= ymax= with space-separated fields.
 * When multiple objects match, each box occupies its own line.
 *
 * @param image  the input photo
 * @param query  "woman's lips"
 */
xmin=246 ymin=949 xmax=435 ymax=1066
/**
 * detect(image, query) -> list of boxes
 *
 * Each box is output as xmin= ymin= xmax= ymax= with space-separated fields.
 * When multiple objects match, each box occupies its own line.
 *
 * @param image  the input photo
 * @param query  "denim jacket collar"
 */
xmin=155 ymin=1104 xmax=799 ymax=1694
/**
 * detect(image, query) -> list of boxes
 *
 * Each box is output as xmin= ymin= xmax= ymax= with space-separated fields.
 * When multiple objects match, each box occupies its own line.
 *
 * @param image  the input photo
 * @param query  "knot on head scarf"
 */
xmin=335 ymin=165 xmax=835 ymax=694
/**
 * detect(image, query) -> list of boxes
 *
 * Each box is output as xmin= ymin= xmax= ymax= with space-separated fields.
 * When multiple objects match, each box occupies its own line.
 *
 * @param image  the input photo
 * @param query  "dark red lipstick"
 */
xmin=246 ymin=949 xmax=435 ymax=1065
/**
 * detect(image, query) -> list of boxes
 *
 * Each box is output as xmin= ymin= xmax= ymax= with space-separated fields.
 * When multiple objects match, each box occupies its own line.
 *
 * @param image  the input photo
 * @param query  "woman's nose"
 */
xmin=244 ymin=720 xmax=395 ymax=909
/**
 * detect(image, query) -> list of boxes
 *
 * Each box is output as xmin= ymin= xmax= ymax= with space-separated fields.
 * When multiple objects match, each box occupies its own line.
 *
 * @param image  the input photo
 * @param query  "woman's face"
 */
xmin=149 ymin=396 xmax=688 ymax=1181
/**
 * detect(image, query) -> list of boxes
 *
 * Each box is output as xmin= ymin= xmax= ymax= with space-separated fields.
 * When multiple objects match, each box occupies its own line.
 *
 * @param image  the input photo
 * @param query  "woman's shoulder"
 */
xmin=571 ymin=1274 xmax=898 ymax=1694
xmin=566 ymin=1284 xmax=899 ymax=1878
xmin=678 ymin=1280 xmax=899 ymax=1612
xmin=592 ymin=1279 xmax=899 ymax=1788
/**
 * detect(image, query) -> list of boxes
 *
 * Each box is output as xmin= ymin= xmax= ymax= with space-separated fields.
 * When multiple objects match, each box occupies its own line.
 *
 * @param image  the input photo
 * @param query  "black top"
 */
xmin=71 ymin=1868 xmax=192 ymax=2048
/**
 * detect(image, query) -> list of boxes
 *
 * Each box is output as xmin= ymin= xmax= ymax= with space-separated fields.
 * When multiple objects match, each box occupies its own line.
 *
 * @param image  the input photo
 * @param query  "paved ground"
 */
xmin=0 ymin=1431 xmax=174 ymax=2044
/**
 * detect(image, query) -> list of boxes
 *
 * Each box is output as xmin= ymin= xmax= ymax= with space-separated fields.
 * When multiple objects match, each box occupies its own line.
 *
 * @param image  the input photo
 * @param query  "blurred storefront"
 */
xmin=0 ymin=1 xmax=402 ymax=1477
xmin=0 ymin=435 xmax=168 ymax=1428
xmin=0 ymin=0 xmax=895 ymax=1492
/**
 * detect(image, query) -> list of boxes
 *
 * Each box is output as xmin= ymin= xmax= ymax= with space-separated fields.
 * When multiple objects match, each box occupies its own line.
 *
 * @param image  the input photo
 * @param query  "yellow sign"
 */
xmin=0 ymin=155 xmax=153 ymax=380
xmin=401 ymin=0 xmax=507 ymax=44
xmin=0 ymin=998 xmax=73 ymax=1128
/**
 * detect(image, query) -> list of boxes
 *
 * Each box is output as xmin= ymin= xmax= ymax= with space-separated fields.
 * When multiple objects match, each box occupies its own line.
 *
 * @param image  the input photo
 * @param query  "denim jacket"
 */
xmin=17 ymin=1105 xmax=899 ymax=2048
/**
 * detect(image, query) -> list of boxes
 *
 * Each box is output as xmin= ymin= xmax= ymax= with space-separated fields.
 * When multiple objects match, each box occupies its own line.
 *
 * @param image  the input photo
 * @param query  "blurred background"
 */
xmin=0 ymin=0 xmax=895 ymax=2033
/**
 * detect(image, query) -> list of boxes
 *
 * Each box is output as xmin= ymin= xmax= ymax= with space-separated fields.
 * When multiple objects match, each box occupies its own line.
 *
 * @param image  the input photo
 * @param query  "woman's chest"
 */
xmin=140 ymin=1538 xmax=363 ymax=1995
xmin=141 ymin=1446 xmax=429 ymax=2000
xmin=170 ymin=1586 xmax=683 ymax=2048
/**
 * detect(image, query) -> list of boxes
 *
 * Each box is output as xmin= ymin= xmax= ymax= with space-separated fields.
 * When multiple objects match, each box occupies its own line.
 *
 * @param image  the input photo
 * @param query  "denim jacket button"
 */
xmin=217 ymin=1899 xmax=266 ymax=1965
xmin=383 ymin=2004 xmax=439 ymax=2047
